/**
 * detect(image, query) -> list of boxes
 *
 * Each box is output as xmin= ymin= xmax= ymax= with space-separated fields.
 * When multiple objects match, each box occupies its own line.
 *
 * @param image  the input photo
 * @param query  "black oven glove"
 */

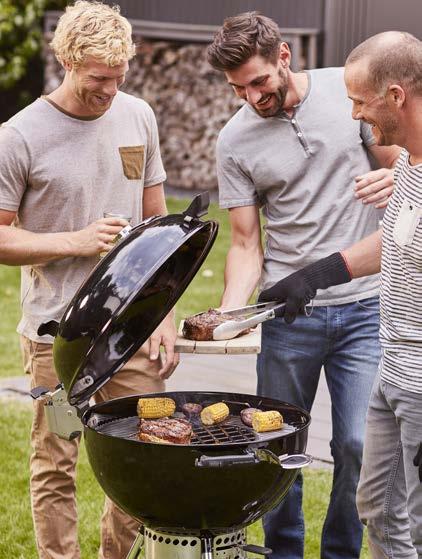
xmin=413 ymin=443 xmax=422 ymax=482
xmin=258 ymin=252 xmax=352 ymax=324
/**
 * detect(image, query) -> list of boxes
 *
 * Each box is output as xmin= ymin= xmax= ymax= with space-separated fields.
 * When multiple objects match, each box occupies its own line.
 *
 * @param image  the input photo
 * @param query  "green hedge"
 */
xmin=0 ymin=0 xmax=66 ymax=121
xmin=0 ymin=1 xmax=44 ymax=89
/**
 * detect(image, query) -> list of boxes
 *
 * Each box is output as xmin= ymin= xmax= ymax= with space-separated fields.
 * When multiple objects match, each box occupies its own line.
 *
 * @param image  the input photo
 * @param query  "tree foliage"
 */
xmin=0 ymin=0 xmax=46 ymax=89
xmin=0 ymin=0 xmax=66 ymax=119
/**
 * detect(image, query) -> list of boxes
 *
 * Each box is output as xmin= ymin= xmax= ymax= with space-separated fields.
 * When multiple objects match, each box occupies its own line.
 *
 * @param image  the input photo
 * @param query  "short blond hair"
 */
xmin=50 ymin=1 xmax=136 ymax=68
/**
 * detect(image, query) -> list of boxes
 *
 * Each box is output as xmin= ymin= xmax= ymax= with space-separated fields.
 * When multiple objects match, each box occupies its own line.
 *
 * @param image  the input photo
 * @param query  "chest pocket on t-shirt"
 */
xmin=393 ymin=199 xmax=422 ymax=247
xmin=119 ymin=146 xmax=145 ymax=180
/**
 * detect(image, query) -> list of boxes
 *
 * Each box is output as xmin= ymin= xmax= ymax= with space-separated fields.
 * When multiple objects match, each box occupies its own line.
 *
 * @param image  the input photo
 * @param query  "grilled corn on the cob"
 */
xmin=200 ymin=402 xmax=229 ymax=425
xmin=252 ymin=410 xmax=283 ymax=432
xmin=137 ymin=397 xmax=176 ymax=419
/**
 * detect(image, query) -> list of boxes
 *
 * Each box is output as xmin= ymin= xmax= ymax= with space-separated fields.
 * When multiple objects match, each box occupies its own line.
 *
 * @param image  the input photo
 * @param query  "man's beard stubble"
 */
xmin=254 ymin=68 xmax=289 ymax=118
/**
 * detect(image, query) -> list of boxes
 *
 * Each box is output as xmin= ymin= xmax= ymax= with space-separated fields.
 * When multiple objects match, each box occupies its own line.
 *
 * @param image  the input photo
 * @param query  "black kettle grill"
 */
xmin=33 ymin=194 xmax=311 ymax=559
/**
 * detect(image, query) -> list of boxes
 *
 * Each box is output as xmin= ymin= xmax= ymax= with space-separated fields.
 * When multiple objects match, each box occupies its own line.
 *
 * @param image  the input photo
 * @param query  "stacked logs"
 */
xmin=44 ymin=38 xmax=244 ymax=191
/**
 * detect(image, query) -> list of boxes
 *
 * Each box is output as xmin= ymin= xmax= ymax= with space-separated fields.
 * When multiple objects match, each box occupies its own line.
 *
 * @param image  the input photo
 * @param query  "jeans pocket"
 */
xmin=356 ymin=296 xmax=380 ymax=312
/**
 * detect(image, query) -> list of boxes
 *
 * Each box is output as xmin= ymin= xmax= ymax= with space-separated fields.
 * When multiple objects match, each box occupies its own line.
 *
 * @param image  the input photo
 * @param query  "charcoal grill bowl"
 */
xmin=83 ymin=391 xmax=310 ymax=532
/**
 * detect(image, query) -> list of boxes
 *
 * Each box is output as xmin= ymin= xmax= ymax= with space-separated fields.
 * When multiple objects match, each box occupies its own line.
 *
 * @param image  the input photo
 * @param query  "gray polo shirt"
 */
xmin=0 ymin=91 xmax=166 ymax=342
xmin=217 ymin=67 xmax=380 ymax=305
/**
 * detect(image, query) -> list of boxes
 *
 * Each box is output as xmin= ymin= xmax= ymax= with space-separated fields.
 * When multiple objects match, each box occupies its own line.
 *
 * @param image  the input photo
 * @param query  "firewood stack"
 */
xmin=44 ymin=38 xmax=244 ymax=191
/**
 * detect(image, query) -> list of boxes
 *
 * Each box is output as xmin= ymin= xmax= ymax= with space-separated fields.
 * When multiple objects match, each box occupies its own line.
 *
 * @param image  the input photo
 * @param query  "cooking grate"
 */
xmin=190 ymin=416 xmax=257 ymax=445
xmin=88 ymin=413 xmax=297 ymax=445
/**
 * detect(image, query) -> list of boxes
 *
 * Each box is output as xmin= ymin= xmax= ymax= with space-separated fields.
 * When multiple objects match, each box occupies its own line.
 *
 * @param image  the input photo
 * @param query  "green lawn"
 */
xmin=0 ymin=264 xmax=21 ymax=377
xmin=0 ymin=197 xmax=368 ymax=558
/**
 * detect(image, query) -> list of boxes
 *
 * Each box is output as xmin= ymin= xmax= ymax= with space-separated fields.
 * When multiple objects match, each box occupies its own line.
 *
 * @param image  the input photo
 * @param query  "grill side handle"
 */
xmin=195 ymin=453 xmax=260 ymax=468
xmin=195 ymin=448 xmax=312 ymax=469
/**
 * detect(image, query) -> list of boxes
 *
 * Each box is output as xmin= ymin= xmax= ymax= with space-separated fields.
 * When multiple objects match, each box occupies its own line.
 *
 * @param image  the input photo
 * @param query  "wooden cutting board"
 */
xmin=175 ymin=321 xmax=261 ymax=354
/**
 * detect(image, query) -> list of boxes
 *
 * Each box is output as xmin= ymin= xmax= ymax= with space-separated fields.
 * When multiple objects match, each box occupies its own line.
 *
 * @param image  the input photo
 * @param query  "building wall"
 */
xmin=108 ymin=0 xmax=324 ymax=28
xmin=109 ymin=0 xmax=422 ymax=68
xmin=324 ymin=0 xmax=422 ymax=67
xmin=106 ymin=1 xmax=422 ymax=67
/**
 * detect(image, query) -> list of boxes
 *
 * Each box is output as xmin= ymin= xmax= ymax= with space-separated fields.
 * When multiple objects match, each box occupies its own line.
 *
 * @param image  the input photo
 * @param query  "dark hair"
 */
xmin=346 ymin=31 xmax=422 ymax=95
xmin=207 ymin=11 xmax=282 ymax=71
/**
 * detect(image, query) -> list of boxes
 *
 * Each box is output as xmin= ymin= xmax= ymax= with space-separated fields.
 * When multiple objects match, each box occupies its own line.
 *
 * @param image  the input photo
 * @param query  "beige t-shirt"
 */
xmin=0 ymin=91 xmax=166 ymax=342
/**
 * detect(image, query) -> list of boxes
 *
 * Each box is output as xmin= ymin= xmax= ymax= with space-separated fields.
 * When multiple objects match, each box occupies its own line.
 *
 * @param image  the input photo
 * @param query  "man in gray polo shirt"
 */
xmin=207 ymin=12 xmax=400 ymax=559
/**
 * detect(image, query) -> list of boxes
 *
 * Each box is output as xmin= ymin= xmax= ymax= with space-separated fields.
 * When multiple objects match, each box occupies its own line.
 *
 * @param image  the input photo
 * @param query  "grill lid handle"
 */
xmin=182 ymin=192 xmax=210 ymax=220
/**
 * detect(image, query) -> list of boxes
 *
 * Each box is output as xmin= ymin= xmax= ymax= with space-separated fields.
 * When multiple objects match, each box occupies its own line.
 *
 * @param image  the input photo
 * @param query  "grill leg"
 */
xmin=201 ymin=533 xmax=214 ymax=559
xmin=126 ymin=529 xmax=144 ymax=559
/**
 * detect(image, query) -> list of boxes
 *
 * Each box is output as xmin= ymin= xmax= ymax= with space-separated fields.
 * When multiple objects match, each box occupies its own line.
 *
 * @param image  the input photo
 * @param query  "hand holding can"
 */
xmin=100 ymin=212 xmax=132 ymax=258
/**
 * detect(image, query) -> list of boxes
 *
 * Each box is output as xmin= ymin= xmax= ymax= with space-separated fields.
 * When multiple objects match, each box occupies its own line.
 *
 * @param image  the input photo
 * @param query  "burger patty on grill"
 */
xmin=138 ymin=417 xmax=192 ymax=444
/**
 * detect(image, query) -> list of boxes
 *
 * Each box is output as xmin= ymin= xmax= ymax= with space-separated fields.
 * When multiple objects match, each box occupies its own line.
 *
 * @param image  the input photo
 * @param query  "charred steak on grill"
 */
xmin=138 ymin=417 xmax=192 ymax=444
xmin=183 ymin=308 xmax=249 ymax=341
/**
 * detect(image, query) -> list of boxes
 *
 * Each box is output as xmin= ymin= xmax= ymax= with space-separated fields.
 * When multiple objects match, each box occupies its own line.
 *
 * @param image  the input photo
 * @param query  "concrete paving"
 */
xmin=0 ymin=353 xmax=333 ymax=467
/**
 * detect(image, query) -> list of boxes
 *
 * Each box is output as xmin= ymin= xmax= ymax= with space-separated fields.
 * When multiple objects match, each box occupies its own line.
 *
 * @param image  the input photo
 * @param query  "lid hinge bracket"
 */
xmin=31 ymin=384 xmax=84 ymax=441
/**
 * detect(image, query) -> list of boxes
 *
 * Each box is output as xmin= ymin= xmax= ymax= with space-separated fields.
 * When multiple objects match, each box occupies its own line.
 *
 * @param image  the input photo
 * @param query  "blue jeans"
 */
xmin=257 ymin=297 xmax=380 ymax=559
xmin=357 ymin=372 xmax=422 ymax=558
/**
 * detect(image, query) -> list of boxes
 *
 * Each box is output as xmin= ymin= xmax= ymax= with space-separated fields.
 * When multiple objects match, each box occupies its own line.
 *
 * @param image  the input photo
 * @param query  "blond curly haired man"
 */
xmin=0 ymin=2 xmax=179 ymax=557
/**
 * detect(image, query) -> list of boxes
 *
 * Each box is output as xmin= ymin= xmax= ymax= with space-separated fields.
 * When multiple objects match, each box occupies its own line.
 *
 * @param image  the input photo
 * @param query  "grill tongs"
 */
xmin=212 ymin=301 xmax=285 ymax=341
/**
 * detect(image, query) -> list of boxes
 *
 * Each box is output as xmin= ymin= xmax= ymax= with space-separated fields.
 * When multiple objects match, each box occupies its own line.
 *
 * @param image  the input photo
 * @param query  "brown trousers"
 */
xmin=21 ymin=336 xmax=164 ymax=559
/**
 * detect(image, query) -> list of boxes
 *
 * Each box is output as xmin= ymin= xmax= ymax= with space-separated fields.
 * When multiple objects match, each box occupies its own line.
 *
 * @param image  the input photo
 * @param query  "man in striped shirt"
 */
xmin=260 ymin=31 xmax=422 ymax=557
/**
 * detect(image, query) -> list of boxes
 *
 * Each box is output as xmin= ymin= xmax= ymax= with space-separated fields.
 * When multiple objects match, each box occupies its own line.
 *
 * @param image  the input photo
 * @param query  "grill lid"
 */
xmin=47 ymin=194 xmax=218 ymax=406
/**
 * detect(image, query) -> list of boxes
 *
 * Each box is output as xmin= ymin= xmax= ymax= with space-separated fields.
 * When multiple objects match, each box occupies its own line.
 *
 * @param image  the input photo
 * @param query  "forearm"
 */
xmin=0 ymin=215 xmax=128 ymax=266
xmin=0 ymin=226 xmax=77 ymax=265
xmin=220 ymin=244 xmax=263 ymax=308
xmin=341 ymin=229 xmax=382 ymax=278
xmin=143 ymin=184 xmax=167 ymax=219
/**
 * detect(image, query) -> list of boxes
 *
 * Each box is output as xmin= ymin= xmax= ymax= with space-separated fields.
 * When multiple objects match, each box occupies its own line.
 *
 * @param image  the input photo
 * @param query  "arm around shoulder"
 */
xmin=354 ymin=144 xmax=402 ymax=208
